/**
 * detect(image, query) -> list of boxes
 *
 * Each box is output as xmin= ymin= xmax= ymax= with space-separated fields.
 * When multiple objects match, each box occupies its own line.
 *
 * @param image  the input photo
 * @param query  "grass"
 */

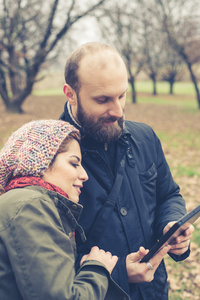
xmin=157 ymin=131 xmax=200 ymax=152
xmin=157 ymin=131 xmax=200 ymax=179
xmin=169 ymin=295 xmax=185 ymax=300
xmin=33 ymin=88 xmax=63 ymax=96
xmin=193 ymin=226 xmax=200 ymax=247
xmin=174 ymin=166 xmax=200 ymax=178
xmin=157 ymin=130 xmax=200 ymax=178
xmin=137 ymin=96 xmax=198 ymax=112
xmin=125 ymin=80 xmax=200 ymax=112
xmin=135 ymin=80 xmax=199 ymax=96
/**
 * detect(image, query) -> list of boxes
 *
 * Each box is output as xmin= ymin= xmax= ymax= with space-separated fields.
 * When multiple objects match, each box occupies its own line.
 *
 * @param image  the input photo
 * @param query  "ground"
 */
xmin=0 ymin=93 xmax=200 ymax=299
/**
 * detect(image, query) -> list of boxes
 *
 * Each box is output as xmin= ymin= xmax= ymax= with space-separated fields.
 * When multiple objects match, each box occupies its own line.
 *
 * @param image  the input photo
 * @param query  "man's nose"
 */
xmin=108 ymin=99 xmax=123 ymax=119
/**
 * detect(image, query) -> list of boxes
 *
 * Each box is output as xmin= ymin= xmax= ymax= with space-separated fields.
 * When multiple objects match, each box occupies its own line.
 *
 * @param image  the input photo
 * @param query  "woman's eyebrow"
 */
xmin=69 ymin=155 xmax=81 ymax=162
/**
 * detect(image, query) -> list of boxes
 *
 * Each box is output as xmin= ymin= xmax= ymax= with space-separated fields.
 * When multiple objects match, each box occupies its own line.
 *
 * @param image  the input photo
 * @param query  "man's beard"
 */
xmin=77 ymin=96 xmax=124 ymax=144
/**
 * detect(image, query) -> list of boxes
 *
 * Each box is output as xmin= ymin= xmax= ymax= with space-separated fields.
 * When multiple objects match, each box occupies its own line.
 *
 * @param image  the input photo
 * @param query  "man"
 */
xmin=60 ymin=42 xmax=193 ymax=299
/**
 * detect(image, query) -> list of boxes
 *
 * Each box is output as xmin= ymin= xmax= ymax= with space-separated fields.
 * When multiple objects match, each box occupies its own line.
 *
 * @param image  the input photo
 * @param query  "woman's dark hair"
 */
xmin=49 ymin=131 xmax=81 ymax=167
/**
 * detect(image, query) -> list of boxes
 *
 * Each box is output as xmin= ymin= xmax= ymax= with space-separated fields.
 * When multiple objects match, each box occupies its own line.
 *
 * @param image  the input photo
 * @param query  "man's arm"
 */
xmin=154 ymin=133 xmax=192 ymax=260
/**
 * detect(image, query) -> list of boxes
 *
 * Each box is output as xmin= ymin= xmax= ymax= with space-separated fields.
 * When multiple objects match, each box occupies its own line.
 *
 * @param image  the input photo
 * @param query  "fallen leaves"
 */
xmin=0 ymin=93 xmax=200 ymax=299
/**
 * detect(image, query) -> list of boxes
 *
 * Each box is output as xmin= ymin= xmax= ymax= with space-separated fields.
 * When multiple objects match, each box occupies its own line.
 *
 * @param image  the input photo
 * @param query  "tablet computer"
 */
xmin=140 ymin=204 xmax=200 ymax=263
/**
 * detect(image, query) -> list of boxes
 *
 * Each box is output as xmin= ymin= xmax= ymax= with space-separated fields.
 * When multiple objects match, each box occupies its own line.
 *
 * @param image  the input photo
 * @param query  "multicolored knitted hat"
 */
xmin=0 ymin=120 xmax=79 ymax=190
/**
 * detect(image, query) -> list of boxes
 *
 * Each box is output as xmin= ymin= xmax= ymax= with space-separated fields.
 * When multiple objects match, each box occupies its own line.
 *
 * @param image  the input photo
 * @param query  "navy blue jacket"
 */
xmin=60 ymin=104 xmax=189 ymax=300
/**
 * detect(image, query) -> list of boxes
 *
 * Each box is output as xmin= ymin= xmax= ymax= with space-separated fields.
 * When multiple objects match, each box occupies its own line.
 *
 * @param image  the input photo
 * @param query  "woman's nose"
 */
xmin=80 ymin=166 xmax=88 ymax=182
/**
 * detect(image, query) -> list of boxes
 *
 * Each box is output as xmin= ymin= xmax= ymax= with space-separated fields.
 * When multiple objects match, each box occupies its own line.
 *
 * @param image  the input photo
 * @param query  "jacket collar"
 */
xmin=25 ymin=185 xmax=83 ymax=220
xmin=25 ymin=185 xmax=86 ymax=242
xmin=60 ymin=102 xmax=81 ymax=131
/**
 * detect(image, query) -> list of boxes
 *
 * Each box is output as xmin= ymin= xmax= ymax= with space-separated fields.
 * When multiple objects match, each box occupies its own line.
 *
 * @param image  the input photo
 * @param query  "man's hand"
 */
xmin=126 ymin=245 xmax=171 ymax=283
xmin=163 ymin=222 xmax=194 ymax=255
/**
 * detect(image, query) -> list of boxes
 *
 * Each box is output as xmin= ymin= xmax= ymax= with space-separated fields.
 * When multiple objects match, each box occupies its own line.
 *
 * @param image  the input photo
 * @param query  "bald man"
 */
xmin=60 ymin=42 xmax=193 ymax=300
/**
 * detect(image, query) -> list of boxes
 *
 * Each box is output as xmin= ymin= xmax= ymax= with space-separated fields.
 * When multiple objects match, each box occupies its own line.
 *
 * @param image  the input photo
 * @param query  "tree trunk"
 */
xmin=149 ymin=73 xmax=157 ymax=95
xmin=129 ymin=75 xmax=136 ymax=103
xmin=186 ymin=62 xmax=200 ymax=109
xmin=169 ymin=81 xmax=174 ymax=94
xmin=5 ymin=101 xmax=24 ymax=114
xmin=152 ymin=79 xmax=157 ymax=95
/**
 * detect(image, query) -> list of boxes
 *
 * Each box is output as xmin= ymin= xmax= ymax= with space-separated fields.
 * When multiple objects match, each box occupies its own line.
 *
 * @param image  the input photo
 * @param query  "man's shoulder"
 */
xmin=123 ymin=120 xmax=158 ymax=147
xmin=124 ymin=120 xmax=155 ymax=136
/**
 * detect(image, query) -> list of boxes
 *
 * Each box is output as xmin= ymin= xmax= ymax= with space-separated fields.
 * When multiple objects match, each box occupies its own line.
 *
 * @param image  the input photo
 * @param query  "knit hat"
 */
xmin=0 ymin=120 xmax=79 ymax=190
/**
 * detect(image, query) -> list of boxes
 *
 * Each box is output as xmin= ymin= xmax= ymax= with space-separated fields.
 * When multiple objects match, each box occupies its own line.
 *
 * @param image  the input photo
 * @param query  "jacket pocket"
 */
xmin=138 ymin=163 xmax=157 ymax=223
xmin=138 ymin=163 xmax=157 ymax=182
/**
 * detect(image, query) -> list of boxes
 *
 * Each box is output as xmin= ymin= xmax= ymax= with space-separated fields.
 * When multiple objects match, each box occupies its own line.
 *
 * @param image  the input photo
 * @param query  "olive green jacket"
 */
xmin=0 ymin=186 xmax=129 ymax=300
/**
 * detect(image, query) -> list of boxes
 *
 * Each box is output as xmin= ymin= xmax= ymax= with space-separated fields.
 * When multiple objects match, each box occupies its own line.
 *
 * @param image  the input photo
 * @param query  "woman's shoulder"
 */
xmin=0 ymin=187 xmax=54 ymax=230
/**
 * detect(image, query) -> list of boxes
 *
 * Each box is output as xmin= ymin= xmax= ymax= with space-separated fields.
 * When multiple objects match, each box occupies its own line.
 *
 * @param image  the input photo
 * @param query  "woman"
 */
xmin=0 ymin=120 xmax=129 ymax=300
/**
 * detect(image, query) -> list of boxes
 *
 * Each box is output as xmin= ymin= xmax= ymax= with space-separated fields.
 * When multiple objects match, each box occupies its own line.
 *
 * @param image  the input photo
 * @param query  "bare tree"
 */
xmin=95 ymin=0 xmax=144 ymax=103
xmin=136 ymin=0 xmax=164 ymax=96
xmin=0 ymin=0 xmax=107 ymax=113
xmin=160 ymin=46 xmax=184 ymax=94
xmin=155 ymin=0 xmax=200 ymax=109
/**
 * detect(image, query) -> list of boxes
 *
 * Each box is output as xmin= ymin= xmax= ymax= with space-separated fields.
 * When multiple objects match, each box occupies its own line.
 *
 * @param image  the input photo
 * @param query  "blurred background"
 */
xmin=0 ymin=1 xmax=200 ymax=299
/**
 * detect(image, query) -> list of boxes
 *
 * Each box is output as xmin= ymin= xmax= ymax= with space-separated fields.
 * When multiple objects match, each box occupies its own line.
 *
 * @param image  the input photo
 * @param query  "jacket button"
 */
xmin=120 ymin=207 xmax=127 ymax=216
xmin=72 ymin=204 xmax=78 ymax=210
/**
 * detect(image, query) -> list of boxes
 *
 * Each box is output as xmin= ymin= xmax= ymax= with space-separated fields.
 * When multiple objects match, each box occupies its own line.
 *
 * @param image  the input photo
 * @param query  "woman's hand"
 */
xmin=80 ymin=246 xmax=118 ymax=274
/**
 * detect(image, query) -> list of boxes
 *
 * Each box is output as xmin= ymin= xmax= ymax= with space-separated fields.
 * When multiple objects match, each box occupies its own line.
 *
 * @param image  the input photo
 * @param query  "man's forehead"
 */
xmin=91 ymin=85 xmax=128 ymax=99
xmin=78 ymin=52 xmax=127 ymax=87
xmin=79 ymin=50 xmax=124 ymax=71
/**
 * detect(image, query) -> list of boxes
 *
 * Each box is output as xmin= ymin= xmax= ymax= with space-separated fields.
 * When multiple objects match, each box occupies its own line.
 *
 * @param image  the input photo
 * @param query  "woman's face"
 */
xmin=42 ymin=139 xmax=88 ymax=203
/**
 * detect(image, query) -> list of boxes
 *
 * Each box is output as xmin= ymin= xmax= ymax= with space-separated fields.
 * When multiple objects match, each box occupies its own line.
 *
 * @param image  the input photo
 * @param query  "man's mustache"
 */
xmin=100 ymin=116 xmax=121 ymax=123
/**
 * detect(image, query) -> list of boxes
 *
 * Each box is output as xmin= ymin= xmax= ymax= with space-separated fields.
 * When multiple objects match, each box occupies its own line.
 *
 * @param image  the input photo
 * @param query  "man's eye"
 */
xmin=96 ymin=97 xmax=108 ymax=103
xmin=119 ymin=93 xmax=126 ymax=99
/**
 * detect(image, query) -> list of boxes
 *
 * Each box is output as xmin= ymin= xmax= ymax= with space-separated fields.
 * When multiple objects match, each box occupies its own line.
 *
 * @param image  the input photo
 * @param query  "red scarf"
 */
xmin=5 ymin=176 xmax=69 ymax=199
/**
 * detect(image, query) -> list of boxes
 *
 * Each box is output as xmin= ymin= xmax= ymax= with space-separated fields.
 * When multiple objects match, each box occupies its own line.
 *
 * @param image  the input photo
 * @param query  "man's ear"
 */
xmin=63 ymin=84 xmax=77 ymax=106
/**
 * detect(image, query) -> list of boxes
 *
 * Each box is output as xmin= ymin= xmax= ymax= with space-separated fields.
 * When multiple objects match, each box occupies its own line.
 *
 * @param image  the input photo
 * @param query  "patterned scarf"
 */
xmin=5 ymin=176 xmax=69 ymax=199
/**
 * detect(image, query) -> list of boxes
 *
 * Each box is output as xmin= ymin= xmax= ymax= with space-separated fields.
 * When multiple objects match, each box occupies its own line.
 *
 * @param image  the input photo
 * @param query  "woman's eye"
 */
xmin=71 ymin=162 xmax=79 ymax=168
